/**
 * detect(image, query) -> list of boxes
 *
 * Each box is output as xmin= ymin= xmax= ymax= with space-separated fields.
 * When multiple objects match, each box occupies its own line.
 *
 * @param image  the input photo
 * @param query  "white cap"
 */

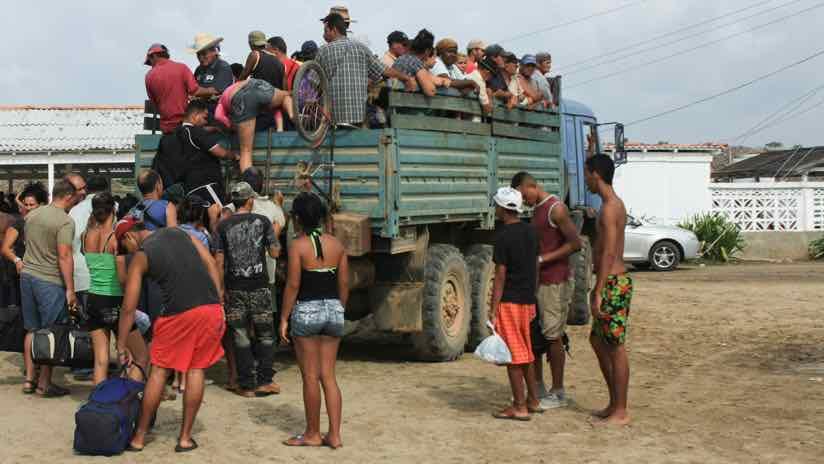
xmin=493 ymin=187 xmax=524 ymax=213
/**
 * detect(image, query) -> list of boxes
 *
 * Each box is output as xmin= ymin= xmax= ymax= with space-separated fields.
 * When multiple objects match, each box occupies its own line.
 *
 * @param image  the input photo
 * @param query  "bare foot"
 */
xmin=592 ymin=412 xmax=631 ymax=427
xmin=323 ymin=434 xmax=343 ymax=449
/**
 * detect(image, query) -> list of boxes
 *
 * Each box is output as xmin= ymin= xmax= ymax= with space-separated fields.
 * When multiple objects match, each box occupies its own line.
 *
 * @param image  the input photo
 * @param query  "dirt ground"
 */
xmin=0 ymin=262 xmax=822 ymax=463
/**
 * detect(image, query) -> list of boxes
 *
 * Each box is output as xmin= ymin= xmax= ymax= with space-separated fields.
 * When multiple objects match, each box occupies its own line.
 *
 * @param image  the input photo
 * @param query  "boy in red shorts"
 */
xmin=490 ymin=187 xmax=542 ymax=421
xmin=115 ymin=217 xmax=225 ymax=452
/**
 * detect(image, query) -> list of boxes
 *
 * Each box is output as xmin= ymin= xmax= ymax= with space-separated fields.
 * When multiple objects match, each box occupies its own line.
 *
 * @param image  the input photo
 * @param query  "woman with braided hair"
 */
xmin=279 ymin=192 xmax=348 ymax=449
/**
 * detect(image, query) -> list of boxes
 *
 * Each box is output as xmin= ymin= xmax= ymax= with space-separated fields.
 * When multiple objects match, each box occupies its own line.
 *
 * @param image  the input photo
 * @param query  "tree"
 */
xmin=765 ymin=141 xmax=783 ymax=150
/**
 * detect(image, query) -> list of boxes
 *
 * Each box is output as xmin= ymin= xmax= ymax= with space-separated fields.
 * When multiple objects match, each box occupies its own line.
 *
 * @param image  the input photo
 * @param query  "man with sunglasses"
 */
xmin=190 ymin=34 xmax=234 ymax=124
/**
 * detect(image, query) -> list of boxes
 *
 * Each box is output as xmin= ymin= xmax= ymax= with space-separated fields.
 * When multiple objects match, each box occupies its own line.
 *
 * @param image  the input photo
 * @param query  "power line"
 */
xmin=727 ymin=84 xmax=823 ymax=143
xmin=563 ymin=0 xmax=804 ymax=75
xmin=735 ymin=94 xmax=824 ymax=140
xmin=496 ymin=0 xmax=650 ymax=44
xmin=560 ymin=0 xmax=777 ymax=72
xmin=622 ymin=48 xmax=824 ymax=127
xmin=566 ymin=1 xmax=824 ymax=89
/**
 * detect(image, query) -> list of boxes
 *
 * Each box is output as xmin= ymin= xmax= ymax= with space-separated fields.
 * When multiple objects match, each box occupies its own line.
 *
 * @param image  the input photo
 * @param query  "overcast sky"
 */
xmin=2 ymin=0 xmax=823 ymax=147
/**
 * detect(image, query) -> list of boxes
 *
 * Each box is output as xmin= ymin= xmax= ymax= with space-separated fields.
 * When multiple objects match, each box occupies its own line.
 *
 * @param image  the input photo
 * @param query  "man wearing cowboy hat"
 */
xmin=324 ymin=6 xmax=356 ymax=32
xmin=189 ymin=33 xmax=234 ymax=122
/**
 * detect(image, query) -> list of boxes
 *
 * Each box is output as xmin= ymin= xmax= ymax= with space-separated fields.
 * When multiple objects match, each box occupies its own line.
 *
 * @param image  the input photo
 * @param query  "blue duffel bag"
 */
xmin=73 ymin=366 xmax=146 ymax=456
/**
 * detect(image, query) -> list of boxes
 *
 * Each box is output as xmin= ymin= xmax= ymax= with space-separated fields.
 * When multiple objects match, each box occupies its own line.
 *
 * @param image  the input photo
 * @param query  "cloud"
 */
xmin=1 ymin=0 xmax=822 ymax=146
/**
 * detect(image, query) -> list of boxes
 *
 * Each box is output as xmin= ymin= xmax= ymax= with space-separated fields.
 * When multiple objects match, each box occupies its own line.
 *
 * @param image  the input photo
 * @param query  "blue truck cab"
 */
xmin=136 ymin=88 xmax=623 ymax=361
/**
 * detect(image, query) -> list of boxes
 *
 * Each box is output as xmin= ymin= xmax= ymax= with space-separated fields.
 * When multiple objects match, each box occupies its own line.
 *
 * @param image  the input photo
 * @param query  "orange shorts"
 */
xmin=496 ymin=302 xmax=536 ymax=365
xmin=151 ymin=304 xmax=225 ymax=372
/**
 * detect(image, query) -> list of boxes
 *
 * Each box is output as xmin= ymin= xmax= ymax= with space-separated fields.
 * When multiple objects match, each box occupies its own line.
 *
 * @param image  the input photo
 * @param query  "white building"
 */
xmin=611 ymin=143 xmax=727 ymax=225
xmin=0 ymin=105 xmax=146 ymax=194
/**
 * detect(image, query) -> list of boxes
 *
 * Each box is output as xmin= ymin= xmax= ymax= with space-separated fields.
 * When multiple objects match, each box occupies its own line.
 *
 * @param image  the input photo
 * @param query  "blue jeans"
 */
xmin=20 ymin=273 xmax=67 ymax=332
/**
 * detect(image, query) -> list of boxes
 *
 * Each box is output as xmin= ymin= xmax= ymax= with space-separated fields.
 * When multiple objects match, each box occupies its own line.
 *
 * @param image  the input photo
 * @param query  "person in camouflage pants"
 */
xmin=215 ymin=182 xmax=281 ymax=397
xmin=225 ymin=287 xmax=277 ymax=394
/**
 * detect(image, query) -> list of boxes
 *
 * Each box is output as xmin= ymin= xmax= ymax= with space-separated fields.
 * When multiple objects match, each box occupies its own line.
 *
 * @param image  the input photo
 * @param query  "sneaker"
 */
xmin=539 ymin=392 xmax=568 ymax=410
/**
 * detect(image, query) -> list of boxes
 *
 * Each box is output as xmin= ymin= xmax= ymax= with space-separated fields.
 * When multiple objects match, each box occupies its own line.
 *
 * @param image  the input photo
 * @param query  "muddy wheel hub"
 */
xmin=442 ymin=274 xmax=464 ymax=336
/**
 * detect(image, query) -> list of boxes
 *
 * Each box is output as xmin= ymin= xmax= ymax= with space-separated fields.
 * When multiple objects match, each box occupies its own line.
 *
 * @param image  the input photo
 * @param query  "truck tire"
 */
xmin=413 ymin=244 xmax=471 ymax=361
xmin=568 ymin=236 xmax=593 ymax=326
xmin=465 ymin=244 xmax=495 ymax=349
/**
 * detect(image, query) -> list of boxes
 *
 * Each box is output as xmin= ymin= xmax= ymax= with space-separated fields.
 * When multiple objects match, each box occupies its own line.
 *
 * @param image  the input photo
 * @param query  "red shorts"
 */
xmin=496 ymin=302 xmax=536 ymax=365
xmin=151 ymin=304 xmax=225 ymax=372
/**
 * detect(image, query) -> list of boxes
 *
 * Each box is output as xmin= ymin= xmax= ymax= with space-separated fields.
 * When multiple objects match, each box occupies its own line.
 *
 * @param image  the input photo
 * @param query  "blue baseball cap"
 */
xmin=520 ymin=54 xmax=538 ymax=66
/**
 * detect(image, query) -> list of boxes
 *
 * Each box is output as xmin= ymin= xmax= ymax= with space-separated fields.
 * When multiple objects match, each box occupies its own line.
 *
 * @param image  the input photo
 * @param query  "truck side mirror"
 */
xmin=614 ymin=123 xmax=627 ymax=166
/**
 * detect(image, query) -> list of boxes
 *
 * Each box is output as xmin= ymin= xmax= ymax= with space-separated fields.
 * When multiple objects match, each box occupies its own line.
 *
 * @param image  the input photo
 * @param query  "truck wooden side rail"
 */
xmin=135 ymin=89 xmax=582 ymax=361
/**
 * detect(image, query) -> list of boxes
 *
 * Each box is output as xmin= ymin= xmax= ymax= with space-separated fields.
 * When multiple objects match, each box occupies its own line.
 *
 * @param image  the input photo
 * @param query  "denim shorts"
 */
xmin=20 ymin=273 xmax=67 ymax=331
xmin=290 ymin=299 xmax=344 ymax=338
xmin=231 ymin=78 xmax=275 ymax=125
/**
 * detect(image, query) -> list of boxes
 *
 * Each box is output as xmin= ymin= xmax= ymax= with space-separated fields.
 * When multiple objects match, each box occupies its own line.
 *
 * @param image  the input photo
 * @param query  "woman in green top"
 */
xmin=83 ymin=193 xmax=148 ymax=385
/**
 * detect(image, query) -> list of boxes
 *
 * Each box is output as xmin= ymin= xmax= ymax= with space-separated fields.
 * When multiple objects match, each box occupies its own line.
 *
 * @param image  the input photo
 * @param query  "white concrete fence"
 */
xmin=710 ymin=182 xmax=824 ymax=232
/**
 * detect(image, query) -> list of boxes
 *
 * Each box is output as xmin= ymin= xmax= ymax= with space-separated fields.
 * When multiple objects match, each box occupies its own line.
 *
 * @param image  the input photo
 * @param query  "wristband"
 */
xmin=14 ymin=257 xmax=21 ymax=263
xmin=537 ymin=256 xmax=544 ymax=264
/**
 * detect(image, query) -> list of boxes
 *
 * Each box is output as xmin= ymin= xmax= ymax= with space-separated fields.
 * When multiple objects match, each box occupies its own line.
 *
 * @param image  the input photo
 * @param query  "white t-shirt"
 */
xmin=466 ymin=70 xmax=490 ymax=106
xmin=431 ymin=57 xmax=466 ymax=81
xmin=69 ymin=196 xmax=92 ymax=292
xmin=227 ymin=197 xmax=285 ymax=284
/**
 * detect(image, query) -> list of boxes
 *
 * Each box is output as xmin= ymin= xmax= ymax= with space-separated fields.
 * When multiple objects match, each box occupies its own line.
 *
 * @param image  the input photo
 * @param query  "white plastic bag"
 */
xmin=474 ymin=321 xmax=512 ymax=365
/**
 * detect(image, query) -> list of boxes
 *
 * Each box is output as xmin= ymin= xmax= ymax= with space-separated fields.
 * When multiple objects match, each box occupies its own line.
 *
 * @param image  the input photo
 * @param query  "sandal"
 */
xmin=125 ymin=444 xmax=144 ymax=452
xmin=283 ymin=435 xmax=323 ymax=447
xmin=175 ymin=439 xmax=198 ymax=453
xmin=37 ymin=384 xmax=69 ymax=398
xmin=22 ymin=380 xmax=36 ymax=395
xmin=492 ymin=409 xmax=532 ymax=422
xmin=254 ymin=383 xmax=281 ymax=397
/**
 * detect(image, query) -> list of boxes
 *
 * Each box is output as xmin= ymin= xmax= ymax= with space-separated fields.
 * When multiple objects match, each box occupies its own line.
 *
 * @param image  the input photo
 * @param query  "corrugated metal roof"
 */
xmin=606 ymin=142 xmax=728 ymax=152
xmin=712 ymin=146 xmax=824 ymax=179
xmin=0 ymin=106 xmax=146 ymax=152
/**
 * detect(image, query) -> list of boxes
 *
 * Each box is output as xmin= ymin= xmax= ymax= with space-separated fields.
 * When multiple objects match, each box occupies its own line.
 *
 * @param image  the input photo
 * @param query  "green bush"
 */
xmin=679 ymin=213 xmax=745 ymax=262
xmin=810 ymin=236 xmax=824 ymax=260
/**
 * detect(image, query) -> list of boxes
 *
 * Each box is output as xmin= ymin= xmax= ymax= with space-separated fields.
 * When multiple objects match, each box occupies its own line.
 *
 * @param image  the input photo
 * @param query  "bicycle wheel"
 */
xmin=292 ymin=60 xmax=332 ymax=149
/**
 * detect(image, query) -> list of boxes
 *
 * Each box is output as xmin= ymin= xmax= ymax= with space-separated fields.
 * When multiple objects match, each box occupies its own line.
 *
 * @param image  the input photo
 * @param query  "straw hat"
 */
xmin=327 ymin=5 xmax=356 ymax=23
xmin=186 ymin=33 xmax=224 ymax=54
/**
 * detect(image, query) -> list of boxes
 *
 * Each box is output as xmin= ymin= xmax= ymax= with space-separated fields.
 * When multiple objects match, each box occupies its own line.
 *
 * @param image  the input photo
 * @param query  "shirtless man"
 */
xmin=584 ymin=154 xmax=634 ymax=427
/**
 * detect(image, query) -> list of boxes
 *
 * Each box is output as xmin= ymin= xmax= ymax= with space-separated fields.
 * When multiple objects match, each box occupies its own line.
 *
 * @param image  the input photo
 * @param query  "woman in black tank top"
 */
xmin=279 ymin=193 xmax=348 ymax=449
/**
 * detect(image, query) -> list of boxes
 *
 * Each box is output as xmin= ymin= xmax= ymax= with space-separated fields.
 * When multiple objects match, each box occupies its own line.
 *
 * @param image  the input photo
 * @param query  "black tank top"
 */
xmin=141 ymin=228 xmax=219 ymax=316
xmin=252 ymin=51 xmax=285 ymax=89
xmin=297 ymin=268 xmax=338 ymax=301
xmin=296 ymin=230 xmax=339 ymax=301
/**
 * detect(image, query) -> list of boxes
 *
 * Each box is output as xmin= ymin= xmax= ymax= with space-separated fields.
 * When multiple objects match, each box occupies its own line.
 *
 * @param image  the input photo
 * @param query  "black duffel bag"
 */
xmin=31 ymin=318 xmax=92 ymax=367
xmin=0 ymin=305 xmax=25 ymax=353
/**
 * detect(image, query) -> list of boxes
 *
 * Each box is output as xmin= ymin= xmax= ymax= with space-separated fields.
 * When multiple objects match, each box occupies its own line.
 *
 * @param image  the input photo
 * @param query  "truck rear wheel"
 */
xmin=465 ymin=244 xmax=494 ymax=349
xmin=413 ymin=244 xmax=471 ymax=361
xmin=568 ymin=236 xmax=593 ymax=326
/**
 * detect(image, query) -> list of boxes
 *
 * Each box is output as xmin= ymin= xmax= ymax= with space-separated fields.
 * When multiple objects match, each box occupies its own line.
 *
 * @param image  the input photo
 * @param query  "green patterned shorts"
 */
xmin=591 ymin=274 xmax=633 ymax=345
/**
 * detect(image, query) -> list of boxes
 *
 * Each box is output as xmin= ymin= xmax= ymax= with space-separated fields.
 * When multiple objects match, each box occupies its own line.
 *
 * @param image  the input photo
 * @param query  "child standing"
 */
xmin=490 ymin=187 xmax=542 ymax=421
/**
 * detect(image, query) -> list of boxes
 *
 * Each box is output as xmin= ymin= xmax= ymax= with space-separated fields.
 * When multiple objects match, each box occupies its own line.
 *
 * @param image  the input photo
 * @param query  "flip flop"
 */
xmin=37 ymin=384 xmax=69 ymax=398
xmin=254 ymin=383 xmax=281 ymax=397
xmin=175 ymin=439 xmax=198 ymax=453
xmin=283 ymin=435 xmax=323 ymax=447
xmin=125 ymin=444 xmax=144 ymax=453
xmin=492 ymin=411 xmax=532 ymax=421
xmin=22 ymin=380 xmax=36 ymax=395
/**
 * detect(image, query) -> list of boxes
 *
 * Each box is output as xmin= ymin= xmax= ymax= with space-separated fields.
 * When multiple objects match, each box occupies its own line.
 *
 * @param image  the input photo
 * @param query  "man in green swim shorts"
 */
xmin=584 ymin=154 xmax=634 ymax=427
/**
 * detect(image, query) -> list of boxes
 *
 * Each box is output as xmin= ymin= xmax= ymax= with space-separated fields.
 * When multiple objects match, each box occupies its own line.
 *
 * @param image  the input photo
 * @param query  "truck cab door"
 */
xmin=562 ymin=115 xmax=583 ymax=208
xmin=576 ymin=117 xmax=602 ymax=211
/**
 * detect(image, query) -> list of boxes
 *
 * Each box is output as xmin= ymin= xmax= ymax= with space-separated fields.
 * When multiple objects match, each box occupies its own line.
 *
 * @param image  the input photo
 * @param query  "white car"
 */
xmin=624 ymin=215 xmax=701 ymax=271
